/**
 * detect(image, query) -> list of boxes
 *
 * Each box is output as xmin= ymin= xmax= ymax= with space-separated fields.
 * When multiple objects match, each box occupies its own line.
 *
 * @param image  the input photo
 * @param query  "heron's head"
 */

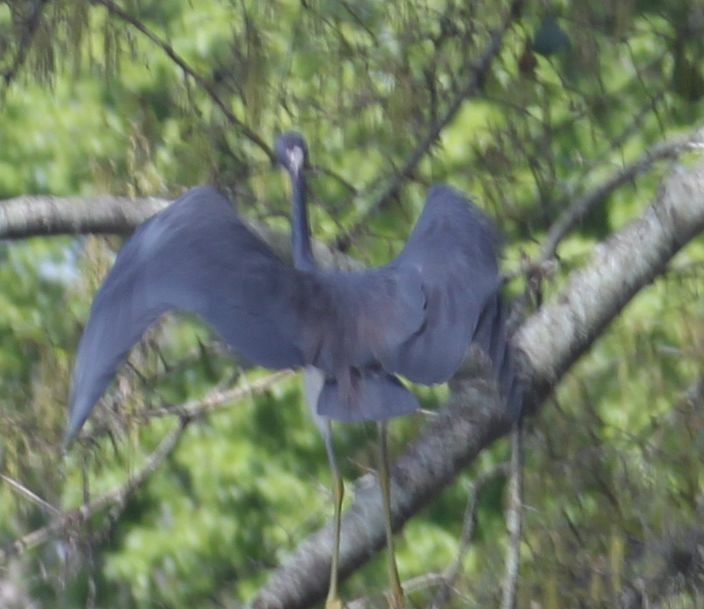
xmin=275 ymin=132 xmax=309 ymax=177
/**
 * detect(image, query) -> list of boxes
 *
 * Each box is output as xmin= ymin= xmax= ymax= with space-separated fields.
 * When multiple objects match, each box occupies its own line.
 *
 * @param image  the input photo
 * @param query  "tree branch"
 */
xmin=0 ymin=194 xmax=168 ymax=238
xmin=87 ymin=0 xmax=354 ymax=197
xmin=141 ymin=370 xmax=293 ymax=419
xmin=3 ymin=159 xmax=703 ymax=609
xmin=0 ymin=417 xmax=188 ymax=564
xmin=539 ymin=127 xmax=704 ymax=262
xmin=0 ymin=474 xmax=62 ymax=518
xmin=500 ymin=424 xmax=523 ymax=609
xmin=0 ymin=193 xmax=359 ymax=270
xmin=519 ymin=162 xmax=704 ymax=390
xmin=0 ymin=370 xmax=291 ymax=564
xmin=2 ymin=0 xmax=50 ymax=90
xmin=431 ymin=462 xmax=510 ymax=609
xmin=334 ymin=0 xmax=524 ymax=251
xmin=247 ymin=161 xmax=704 ymax=609
xmin=90 ymin=0 xmax=274 ymax=160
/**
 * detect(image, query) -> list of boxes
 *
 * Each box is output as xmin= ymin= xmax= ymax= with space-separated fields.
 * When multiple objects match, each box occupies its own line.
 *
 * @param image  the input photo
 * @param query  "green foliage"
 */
xmin=1 ymin=0 xmax=703 ymax=607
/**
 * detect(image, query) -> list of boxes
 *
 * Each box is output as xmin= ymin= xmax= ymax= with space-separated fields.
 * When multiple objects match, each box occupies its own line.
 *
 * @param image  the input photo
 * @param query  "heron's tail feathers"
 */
xmin=474 ymin=292 xmax=523 ymax=422
xmin=317 ymin=369 xmax=419 ymax=422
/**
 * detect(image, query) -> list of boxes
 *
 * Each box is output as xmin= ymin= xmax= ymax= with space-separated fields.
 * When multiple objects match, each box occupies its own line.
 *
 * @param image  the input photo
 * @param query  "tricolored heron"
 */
xmin=67 ymin=132 xmax=519 ymax=609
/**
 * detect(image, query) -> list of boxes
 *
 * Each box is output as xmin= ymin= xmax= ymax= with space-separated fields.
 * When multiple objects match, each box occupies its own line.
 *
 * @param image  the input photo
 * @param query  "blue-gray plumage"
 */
xmin=67 ymin=137 xmax=520 ymax=444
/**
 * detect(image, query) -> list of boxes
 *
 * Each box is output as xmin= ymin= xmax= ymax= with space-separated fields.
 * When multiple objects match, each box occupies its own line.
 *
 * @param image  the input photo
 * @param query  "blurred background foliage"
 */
xmin=0 ymin=0 xmax=703 ymax=607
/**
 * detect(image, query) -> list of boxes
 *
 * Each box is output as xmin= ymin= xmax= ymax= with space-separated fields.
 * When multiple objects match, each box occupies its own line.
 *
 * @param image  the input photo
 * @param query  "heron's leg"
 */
xmin=323 ymin=419 xmax=344 ymax=609
xmin=378 ymin=420 xmax=404 ymax=609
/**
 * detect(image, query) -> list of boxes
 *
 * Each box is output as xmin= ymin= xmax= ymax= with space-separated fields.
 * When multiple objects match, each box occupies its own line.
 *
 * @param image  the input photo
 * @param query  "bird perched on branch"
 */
xmin=67 ymin=131 xmax=520 ymax=609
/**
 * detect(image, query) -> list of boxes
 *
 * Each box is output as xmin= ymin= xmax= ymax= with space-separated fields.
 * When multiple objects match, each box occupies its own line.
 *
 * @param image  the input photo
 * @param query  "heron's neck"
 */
xmin=291 ymin=171 xmax=316 ymax=271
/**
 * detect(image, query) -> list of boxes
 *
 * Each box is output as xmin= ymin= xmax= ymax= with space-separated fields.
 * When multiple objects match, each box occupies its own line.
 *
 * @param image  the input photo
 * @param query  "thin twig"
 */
xmin=89 ymin=0 xmax=355 ymax=197
xmin=431 ymin=462 xmax=510 ymax=609
xmin=685 ymin=376 xmax=704 ymax=407
xmin=141 ymin=370 xmax=293 ymax=419
xmin=2 ymin=0 xmax=50 ymax=89
xmin=0 ymin=418 xmax=187 ymax=564
xmin=0 ymin=367 xmax=294 ymax=562
xmin=91 ymin=0 xmax=273 ymax=160
xmin=312 ymin=164 xmax=358 ymax=195
xmin=334 ymin=0 xmax=524 ymax=251
xmin=0 ymin=473 xmax=62 ymax=517
xmin=346 ymin=572 xmax=448 ymax=609
xmin=80 ymin=459 xmax=97 ymax=609
xmin=307 ymin=463 xmax=512 ymax=609
xmin=539 ymin=127 xmax=704 ymax=262
xmin=500 ymin=422 xmax=523 ymax=609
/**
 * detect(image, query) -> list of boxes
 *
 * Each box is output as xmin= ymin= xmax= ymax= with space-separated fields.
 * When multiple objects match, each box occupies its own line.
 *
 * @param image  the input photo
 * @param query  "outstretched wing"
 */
xmin=67 ymin=187 xmax=425 ymax=440
xmin=68 ymin=187 xmax=302 ymax=440
xmin=381 ymin=185 xmax=504 ymax=385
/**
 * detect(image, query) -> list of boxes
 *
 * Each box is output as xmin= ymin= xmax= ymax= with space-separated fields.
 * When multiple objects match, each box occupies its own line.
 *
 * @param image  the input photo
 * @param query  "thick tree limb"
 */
xmin=0 ymin=193 xmax=359 ymax=270
xmin=247 ymin=162 xmax=704 ymax=609
xmin=0 ymin=194 xmax=168 ymax=238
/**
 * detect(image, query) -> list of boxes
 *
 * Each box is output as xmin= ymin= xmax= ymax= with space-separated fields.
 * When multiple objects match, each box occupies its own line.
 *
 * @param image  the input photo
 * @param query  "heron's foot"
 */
xmin=325 ymin=596 xmax=344 ymax=609
xmin=385 ymin=587 xmax=405 ymax=609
